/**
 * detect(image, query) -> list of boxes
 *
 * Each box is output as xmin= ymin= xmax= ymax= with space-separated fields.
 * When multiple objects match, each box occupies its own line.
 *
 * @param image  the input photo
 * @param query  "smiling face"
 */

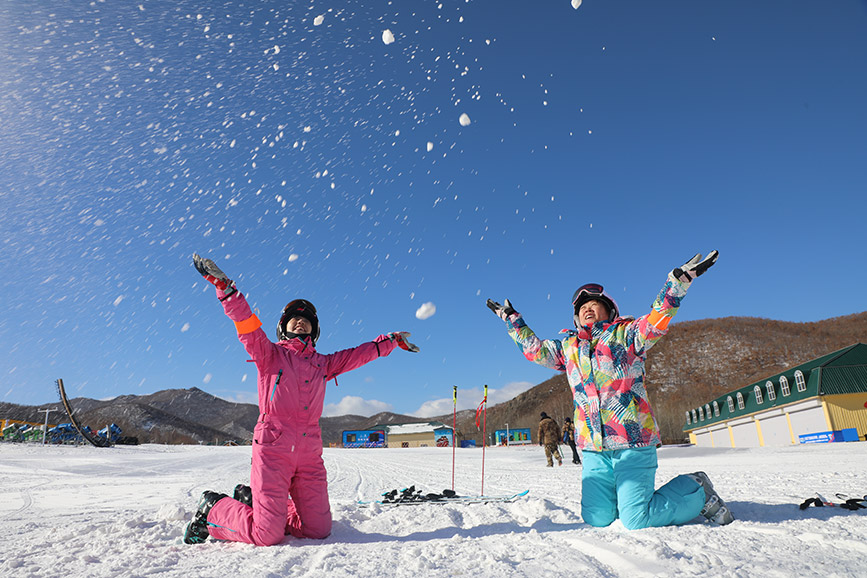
xmin=577 ymin=299 xmax=610 ymax=326
xmin=285 ymin=316 xmax=312 ymax=335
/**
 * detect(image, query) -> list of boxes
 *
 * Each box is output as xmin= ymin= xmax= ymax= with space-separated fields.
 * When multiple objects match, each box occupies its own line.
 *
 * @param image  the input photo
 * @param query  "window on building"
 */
xmin=686 ymin=411 xmax=691 ymax=425
xmin=705 ymin=404 xmax=711 ymax=419
xmin=754 ymin=385 xmax=763 ymax=405
xmin=795 ymin=370 xmax=806 ymax=392
xmin=727 ymin=396 xmax=735 ymax=412
xmin=699 ymin=406 xmax=705 ymax=421
xmin=713 ymin=401 xmax=720 ymax=417
xmin=369 ymin=432 xmax=380 ymax=442
xmin=737 ymin=392 xmax=745 ymax=410
xmin=766 ymin=380 xmax=776 ymax=401
xmin=780 ymin=375 xmax=791 ymax=396
xmin=346 ymin=434 xmax=357 ymax=443
xmin=692 ymin=409 xmax=698 ymax=423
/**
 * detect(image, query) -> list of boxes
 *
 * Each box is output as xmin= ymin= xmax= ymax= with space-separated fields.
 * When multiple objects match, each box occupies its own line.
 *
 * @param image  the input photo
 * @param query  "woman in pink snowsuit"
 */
xmin=185 ymin=254 xmax=419 ymax=546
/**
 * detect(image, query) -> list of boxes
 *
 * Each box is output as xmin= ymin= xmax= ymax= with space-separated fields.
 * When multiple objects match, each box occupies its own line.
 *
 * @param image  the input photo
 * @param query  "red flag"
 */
xmin=474 ymin=386 xmax=488 ymax=429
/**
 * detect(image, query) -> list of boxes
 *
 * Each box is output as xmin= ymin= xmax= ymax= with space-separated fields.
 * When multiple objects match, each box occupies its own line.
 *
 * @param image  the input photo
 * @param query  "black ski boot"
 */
xmin=183 ymin=491 xmax=227 ymax=544
xmin=233 ymin=483 xmax=253 ymax=508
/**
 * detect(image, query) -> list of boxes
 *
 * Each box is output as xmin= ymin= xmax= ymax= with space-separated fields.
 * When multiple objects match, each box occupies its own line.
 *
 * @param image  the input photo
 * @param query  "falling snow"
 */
xmin=1 ymin=0 xmax=864 ymax=429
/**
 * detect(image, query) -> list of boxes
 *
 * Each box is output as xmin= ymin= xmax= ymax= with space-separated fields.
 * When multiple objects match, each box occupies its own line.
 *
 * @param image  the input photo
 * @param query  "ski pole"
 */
xmin=452 ymin=385 xmax=457 ymax=492
xmin=481 ymin=384 xmax=487 ymax=496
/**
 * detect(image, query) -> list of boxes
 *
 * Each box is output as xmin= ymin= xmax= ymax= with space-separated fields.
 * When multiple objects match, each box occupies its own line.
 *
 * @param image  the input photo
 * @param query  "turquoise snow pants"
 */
xmin=580 ymin=446 xmax=705 ymax=529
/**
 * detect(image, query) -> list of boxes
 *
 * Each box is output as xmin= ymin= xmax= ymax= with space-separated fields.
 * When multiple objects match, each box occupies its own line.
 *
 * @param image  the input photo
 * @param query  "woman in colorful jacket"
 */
xmin=487 ymin=251 xmax=733 ymax=528
xmin=185 ymin=254 xmax=419 ymax=546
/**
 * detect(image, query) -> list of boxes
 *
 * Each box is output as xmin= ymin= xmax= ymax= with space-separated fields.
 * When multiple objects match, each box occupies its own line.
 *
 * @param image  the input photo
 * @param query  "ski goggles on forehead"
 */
xmin=572 ymin=283 xmax=605 ymax=304
xmin=285 ymin=299 xmax=317 ymax=315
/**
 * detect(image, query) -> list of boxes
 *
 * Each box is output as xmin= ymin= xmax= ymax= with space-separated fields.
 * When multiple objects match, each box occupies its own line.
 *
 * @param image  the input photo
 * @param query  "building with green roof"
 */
xmin=684 ymin=343 xmax=867 ymax=447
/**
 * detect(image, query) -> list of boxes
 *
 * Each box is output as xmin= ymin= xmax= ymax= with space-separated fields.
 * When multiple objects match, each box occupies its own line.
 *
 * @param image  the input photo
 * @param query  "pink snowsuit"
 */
xmin=205 ymin=289 xmax=398 ymax=546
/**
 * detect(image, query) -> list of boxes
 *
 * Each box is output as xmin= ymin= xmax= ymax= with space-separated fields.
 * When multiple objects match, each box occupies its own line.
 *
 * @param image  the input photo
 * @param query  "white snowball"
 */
xmin=382 ymin=29 xmax=395 ymax=45
xmin=415 ymin=302 xmax=437 ymax=320
xmin=571 ymin=0 xmax=582 ymax=9
xmin=459 ymin=113 xmax=471 ymax=126
xmin=426 ymin=142 xmax=434 ymax=152
xmin=314 ymin=15 xmax=325 ymax=26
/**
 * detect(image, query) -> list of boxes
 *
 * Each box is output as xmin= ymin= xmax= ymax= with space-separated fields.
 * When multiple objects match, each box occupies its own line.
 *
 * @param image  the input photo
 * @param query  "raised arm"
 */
xmin=324 ymin=332 xmax=419 ymax=380
xmin=631 ymin=250 xmax=719 ymax=354
xmin=487 ymin=298 xmax=566 ymax=371
xmin=192 ymin=253 xmax=275 ymax=364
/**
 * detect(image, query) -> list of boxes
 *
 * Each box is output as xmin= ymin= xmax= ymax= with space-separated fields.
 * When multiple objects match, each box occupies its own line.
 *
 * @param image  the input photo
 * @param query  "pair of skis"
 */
xmin=359 ymin=485 xmax=529 ymax=507
xmin=800 ymin=493 xmax=867 ymax=511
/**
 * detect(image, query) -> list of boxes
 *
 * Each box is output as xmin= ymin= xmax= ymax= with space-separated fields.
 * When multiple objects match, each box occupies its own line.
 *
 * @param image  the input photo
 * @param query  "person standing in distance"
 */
xmin=537 ymin=412 xmax=563 ymax=467
xmin=562 ymin=417 xmax=581 ymax=465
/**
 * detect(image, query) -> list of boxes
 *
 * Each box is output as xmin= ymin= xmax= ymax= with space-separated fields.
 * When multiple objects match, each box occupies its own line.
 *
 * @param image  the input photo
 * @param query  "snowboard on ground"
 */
xmin=358 ymin=486 xmax=529 ymax=507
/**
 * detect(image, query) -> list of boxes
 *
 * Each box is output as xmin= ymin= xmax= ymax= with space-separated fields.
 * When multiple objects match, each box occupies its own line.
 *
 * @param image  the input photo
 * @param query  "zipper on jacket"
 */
xmin=269 ymin=369 xmax=283 ymax=406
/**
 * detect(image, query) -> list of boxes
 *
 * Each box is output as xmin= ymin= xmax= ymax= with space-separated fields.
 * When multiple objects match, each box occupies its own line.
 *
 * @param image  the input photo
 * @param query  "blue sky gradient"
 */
xmin=2 ymin=1 xmax=865 ymax=416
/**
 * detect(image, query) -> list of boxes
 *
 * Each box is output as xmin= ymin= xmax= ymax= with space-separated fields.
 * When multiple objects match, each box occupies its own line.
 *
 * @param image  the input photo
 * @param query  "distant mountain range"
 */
xmin=3 ymin=313 xmax=865 ymax=445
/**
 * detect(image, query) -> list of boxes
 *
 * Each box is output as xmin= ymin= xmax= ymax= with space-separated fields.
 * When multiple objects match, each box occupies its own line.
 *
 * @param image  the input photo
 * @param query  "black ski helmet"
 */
xmin=277 ymin=299 xmax=320 ymax=345
xmin=572 ymin=283 xmax=619 ymax=325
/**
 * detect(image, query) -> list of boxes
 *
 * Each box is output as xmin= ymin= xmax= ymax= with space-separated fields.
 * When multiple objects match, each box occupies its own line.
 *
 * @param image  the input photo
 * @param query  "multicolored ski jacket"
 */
xmin=503 ymin=274 xmax=689 ymax=452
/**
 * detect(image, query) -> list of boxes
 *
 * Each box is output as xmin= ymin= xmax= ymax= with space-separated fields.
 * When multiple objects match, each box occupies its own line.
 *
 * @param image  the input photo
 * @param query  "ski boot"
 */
xmin=183 ymin=491 xmax=227 ymax=544
xmin=688 ymin=472 xmax=734 ymax=526
xmin=233 ymin=483 xmax=253 ymax=508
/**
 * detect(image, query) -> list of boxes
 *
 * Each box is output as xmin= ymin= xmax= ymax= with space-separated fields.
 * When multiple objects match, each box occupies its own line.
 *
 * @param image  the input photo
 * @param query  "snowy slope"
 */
xmin=2 ymin=442 xmax=866 ymax=577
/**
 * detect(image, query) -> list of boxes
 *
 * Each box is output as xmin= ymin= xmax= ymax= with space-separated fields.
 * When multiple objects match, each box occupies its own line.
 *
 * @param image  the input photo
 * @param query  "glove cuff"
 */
xmin=217 ymin=283 xmax=238 ymax=301
xmin=373 ymin=334 xmax=398 ymax=357
xmin=668 ymin=269 xmax=693 ymax=288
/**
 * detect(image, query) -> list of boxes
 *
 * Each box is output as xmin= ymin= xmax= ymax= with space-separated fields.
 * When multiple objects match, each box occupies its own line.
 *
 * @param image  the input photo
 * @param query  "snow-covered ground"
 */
xmin=2 ymin=442 xmax=866 ymax=577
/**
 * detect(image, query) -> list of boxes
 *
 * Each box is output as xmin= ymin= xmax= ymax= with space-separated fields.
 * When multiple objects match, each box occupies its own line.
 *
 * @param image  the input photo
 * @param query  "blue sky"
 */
xmin=2 ymin=1 xmax=865 ymax=417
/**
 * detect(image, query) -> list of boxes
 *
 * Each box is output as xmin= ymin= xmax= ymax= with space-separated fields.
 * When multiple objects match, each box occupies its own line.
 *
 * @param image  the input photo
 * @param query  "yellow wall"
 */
xmin=2 ymin=419 xmax=54 ymax=430
xmin=824 ymin=394 xmax=867 ymax=439
xmin=388 ymin=432 xmax=435 ymax=448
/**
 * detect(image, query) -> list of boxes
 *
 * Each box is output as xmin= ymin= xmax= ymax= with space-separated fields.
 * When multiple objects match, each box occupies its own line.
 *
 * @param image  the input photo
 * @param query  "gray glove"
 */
xmin=391 ymin=332 xmax=420 ymax=353
xmin=486 ymin=298 xmax=517 ymax=321
xmin=193 ymin=253 xmax=237 ymax=299
xmin=671 ymin=250 xmax=719 ymax=283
